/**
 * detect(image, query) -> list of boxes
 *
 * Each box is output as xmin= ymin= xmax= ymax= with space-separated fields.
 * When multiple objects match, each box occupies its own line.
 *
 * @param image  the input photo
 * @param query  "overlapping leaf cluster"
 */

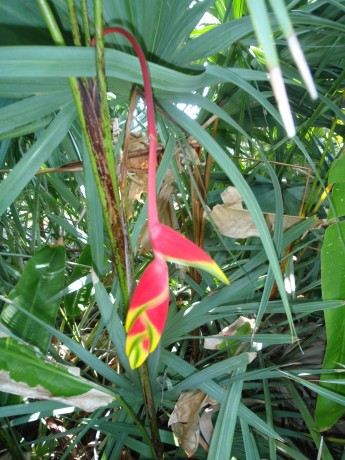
xmin=0 ymin=0 xmax=345 ymax=458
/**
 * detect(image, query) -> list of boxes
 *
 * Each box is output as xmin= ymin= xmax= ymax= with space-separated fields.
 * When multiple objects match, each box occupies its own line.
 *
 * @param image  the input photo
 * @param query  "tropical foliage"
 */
xmin=0 ymin=0 xmax=345 ymax=458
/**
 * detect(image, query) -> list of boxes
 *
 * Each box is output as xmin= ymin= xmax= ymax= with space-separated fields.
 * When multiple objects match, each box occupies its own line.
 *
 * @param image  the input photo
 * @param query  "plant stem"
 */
xmin=139 ymin=362 xmax=164 ymax=459
xmin=36 ymin=2 xmax=156 ymax=454
xmin=115 ymin=393 xmax=157 ymax=455
xmin=38 ymin=0 xmax=131 ymax=307
xmin=92 ymin=2 xmax=131 ymax=307
xmin=99 ymin=26 xmax=163 ymax=458
xmin=36 ymin=0 xmax=65 ymax=45
xmin=66 ymin=0 xmax=82 ymax=46
xmin=100 ymin=27 xmax=159 ymax=231
xmin=80 ymin=0 xmax=91 ymax=46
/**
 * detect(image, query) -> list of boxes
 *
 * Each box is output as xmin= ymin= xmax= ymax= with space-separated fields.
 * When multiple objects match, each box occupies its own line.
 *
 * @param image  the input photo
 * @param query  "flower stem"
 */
xmin=100 ymin=27 xmax=159 ymax=230
xmin=99 ymin=26 xmax=163 ymax=458
xmin=140 ymin=361 xmax=164 ymax=459
xmin=35 ymin=3 xmax=155 ymax=453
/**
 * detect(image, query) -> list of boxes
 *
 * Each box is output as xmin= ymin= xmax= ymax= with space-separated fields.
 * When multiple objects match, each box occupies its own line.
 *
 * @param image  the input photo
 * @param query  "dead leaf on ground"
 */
xmin=209 ymin=186 xmax=303 ymax=239
xmin=168 ymin=390 xmax=217 ymax=457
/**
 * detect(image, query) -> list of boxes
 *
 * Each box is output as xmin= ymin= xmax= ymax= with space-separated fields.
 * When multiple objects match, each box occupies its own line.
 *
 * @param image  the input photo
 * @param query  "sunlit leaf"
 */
xmin=1 ymin=244 xmax=65 ymax=353
xmin=0 ymin=336 xmax=114 ymax=412
xmin=315 ymin=222 xmax=345 ymax=430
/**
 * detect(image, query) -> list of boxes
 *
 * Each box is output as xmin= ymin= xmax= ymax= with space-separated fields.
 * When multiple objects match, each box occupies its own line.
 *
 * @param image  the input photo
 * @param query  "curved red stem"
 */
xmin=93 ymin=27 xmax=159 ymax=231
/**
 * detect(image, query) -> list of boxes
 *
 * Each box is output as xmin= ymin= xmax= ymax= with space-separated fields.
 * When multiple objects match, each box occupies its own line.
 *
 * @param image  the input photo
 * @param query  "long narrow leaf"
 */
xmin=160 ymin=103 xmax=296 ymax=337
xmin=0 ymin=102 xmax=75 ymax=216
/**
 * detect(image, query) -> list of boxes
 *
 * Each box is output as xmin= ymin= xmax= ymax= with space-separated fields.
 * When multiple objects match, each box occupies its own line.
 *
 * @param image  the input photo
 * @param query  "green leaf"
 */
xmin=173 ymin=16 xmax=254 ymax=64
xmin=328 ymin=183 xmax=345 ymax=219
xmin=315 ymin=222 xmax=345 ymax=430
xmin=64 ymin=244 xmax=92 ymax=317
xmin=328 ymin=156 xmax=345 ymax=219
xmin=321 ymin=223 xmax=345 ymax=300
xmin=0 ymin=102 xmax=75 ymax=217
xmin=161 ymin=103 xmax=296 ymax=337
xmin=329 ymin=155 xmax=345 ymax=184
xmin=0 ymin=92 xmax=71 ymax=140
xmin=287 ymin=381 xmax=333 ymax=459
xmin=208 ymin=361 xmax=248 ymax=458
xmin=1 ymin=244 xmax=65 ymax=353
xmin=0 ymin=336 xmax=114 ymax=412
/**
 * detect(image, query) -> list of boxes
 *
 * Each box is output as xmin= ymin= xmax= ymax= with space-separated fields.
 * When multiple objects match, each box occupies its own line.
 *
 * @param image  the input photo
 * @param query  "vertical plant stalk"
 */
xmin=67 ymin=0 xmax=82 ymax=46
xmin=96 ymin=27 xmax=163 ymax=458
xmin=190 ymin=147 xmax=205 ymax=362
xmin=258 ymin=352 xmax=277 ymax=459
xmin=80 ymin=0 xmax=91 ymax=46
xmin=140 ymin=362 xmax=164 ymax=460
xmin=92 ymin=1 xmax=132 ymax=304
xmin=38 ymin=0 xmax=130 ymax=306
xmin=35 ymin=2 xmax=155 ymax=455
xmin=190 ymin=119 xmax=219 ymax=361
xmin=99 ymin=25 xmax=228 ymax=457
xmin=100 ymin=27 xmax=229 ymax=370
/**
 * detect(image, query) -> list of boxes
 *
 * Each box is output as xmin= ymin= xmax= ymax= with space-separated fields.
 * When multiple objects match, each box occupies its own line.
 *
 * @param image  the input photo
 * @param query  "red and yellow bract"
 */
xmin=101 ymin=27 xmax=229 ymax=369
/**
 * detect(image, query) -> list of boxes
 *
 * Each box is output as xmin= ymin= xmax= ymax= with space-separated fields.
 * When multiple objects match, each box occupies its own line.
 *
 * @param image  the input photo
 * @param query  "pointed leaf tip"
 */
xmin=151 ymin=224 xmax=228 ymax=285
xmin=287 ymin=34 xmax=317 ymax=100
xmin=269 ymin=67 xmax=296 ymax=138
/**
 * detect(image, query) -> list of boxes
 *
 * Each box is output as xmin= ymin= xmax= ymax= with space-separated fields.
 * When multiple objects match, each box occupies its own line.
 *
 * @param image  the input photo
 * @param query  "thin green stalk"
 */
xmin=139 ymin=361 xmax=163 ymax=460
xmin=80 ymin=0 xmax=91 ymax=46
xmin=286 ymin=381 xmax=334 ymax=460
xmin=31 ymin=176 xmax=41 ymax=252
xmin=97 ymin=26 xmax=163 ymax=457
xmin=279 ymin=67 xmax=345 ymax=181
xmin=36 ymin=0 xmax=65 ymax=45
xmin=115 ymin=393 xmax=157 ymax=456
xmin=306 ymin=119 xmax=337 ymax=215
xmin=67 ymin=0 xmax=82 ymax=46
xmin=94 ymin=23 xmax=163 ymax=459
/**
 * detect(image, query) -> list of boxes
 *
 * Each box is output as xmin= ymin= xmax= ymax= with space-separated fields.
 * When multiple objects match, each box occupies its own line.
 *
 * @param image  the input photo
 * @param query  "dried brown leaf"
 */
xmin=168 ymin=390 xmax=208 ymax=457
xmin=209 ymin=186 xmax=303 ymax=239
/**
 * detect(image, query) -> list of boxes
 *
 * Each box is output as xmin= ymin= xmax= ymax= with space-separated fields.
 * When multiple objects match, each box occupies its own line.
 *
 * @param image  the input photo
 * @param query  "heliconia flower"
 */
xmin=125 ymin=256 xmax=169 ymax=369
xmin=100 ymin=27 xmax=228 ymax=369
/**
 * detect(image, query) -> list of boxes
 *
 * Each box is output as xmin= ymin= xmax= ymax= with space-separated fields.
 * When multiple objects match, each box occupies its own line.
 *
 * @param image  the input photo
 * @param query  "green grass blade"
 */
xmin=83 ymin=138 xmax=105 ymax=274
xmin=208 ymin=361 xmax=250 ymax=458
xmin=0 ymin=92 xmax=71 ymax=140
xmin=160 ymin=103 xmax=296 ymax=337
xmin=287 ymin=381 xmax=334 ymax=459
xmin=0 ymin=102 xmax=75 ymax=216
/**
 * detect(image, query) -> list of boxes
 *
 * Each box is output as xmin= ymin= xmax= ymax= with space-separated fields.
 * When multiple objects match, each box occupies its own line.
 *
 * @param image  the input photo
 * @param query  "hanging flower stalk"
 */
xmin=101 ymin=27 xmax=229 ymax=369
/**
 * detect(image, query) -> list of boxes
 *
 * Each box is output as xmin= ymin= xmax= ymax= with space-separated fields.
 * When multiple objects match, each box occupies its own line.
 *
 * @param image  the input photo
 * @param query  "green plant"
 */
xmin=1 ymin=0 xmax=345 ymax=458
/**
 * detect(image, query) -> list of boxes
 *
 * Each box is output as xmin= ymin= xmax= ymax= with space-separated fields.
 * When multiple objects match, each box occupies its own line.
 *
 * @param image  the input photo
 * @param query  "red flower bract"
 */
xmin=125 ymin=256 xmax=169 ymax=369
xmin=151 ymin=223 xmax=229 ymax=285
xmin=101 ymin=27 xmax=228 ymax=369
